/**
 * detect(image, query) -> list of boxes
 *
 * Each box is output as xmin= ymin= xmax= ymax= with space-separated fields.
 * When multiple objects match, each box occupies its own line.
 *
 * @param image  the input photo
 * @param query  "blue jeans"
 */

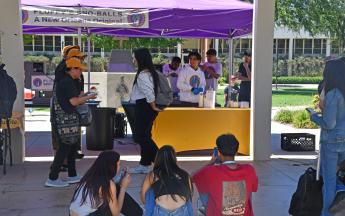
xmin=153 ymin=204 xmax=189 ymax=216
xmin=321 ymin=142 xmax=345 ymax=216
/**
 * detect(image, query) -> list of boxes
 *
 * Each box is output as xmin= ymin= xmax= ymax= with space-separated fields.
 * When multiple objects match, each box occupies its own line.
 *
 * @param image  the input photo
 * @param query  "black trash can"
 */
xmin=86 ymin=107 xmax=116 ymax=151
xmin=122 ymin=102 xmax=136 ymax=138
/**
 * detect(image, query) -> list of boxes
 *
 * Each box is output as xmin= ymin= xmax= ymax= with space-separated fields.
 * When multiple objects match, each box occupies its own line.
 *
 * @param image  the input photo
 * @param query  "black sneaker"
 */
xmin=75 ymin=151 xmax=84 ymax=160
xmin=329 ymin=191 xmax=345 ymax=214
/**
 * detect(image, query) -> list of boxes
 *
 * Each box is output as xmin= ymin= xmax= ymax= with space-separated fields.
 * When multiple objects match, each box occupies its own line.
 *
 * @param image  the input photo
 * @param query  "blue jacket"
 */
xmin=311 ymin=89 xmax=345 ymax=143
xmin=144 ymin=188 xmax=194 ymax=216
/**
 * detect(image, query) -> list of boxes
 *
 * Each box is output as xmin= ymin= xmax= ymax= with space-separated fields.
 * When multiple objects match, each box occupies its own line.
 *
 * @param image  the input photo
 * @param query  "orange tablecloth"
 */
xmin=152 ymin=108 xmax=250 ymax=155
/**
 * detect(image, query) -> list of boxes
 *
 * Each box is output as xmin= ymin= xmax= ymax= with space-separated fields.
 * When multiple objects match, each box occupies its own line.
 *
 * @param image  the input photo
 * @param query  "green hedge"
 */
xmin=274 ymin=109 xmax=319 ymax=129
xmin=272 ymin=76 xmax=322 ymax=84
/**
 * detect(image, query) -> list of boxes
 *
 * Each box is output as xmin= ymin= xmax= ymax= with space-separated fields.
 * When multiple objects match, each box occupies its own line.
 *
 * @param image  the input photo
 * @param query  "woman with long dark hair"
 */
xmin=70 ymin=151 xmax=143 ymax=216
xmin=130 ymin=48 xmax=161 ymax=174
xmin=309 ymin=58 xmax=345 ymax=216
xmin=141 ymin=145 xmax=193 ymax=216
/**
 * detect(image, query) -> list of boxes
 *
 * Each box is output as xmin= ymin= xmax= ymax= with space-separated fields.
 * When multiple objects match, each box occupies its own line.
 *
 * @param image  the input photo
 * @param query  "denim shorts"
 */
xmin=153 ymin=204 xmax=189 ymax=216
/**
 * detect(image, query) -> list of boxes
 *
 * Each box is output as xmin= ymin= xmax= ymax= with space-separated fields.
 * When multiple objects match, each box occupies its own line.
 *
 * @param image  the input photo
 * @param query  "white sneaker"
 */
xmin=45 ymin=178 xmax=69 ymax=188
xmin=66 ymin=174 xmax=82 ymax=184
xmin=129 ymin=165 xmax=151 ymax=174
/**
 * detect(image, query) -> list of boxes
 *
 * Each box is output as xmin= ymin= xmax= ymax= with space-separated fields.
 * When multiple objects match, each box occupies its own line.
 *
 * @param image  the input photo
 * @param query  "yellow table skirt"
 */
xmin=152 ymin=108 xmax=250 ymax=155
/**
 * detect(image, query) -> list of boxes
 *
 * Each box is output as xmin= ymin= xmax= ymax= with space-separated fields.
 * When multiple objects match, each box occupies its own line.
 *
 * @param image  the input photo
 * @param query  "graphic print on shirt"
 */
xmin=222 ymin=181 xmax=247 ymax=216
xmin=189 ymin=75 xmax=201 ymax=88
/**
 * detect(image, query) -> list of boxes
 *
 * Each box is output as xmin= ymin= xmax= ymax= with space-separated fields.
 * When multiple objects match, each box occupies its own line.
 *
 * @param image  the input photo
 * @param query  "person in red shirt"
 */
xmin=193 ymin=134 xmax=258 ymax=216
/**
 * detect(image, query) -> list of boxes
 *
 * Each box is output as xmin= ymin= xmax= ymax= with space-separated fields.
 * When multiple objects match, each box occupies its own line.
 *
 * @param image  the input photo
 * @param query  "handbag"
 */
xmin=76 ymin=103 xmax=92 ymax=126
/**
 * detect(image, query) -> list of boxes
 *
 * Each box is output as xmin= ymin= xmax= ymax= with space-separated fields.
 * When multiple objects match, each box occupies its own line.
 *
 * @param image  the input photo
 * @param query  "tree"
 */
xmin=276 ymin=0 xmax=345 ymax=44
xmin=90 ymin=35 xmax=120 ymax=52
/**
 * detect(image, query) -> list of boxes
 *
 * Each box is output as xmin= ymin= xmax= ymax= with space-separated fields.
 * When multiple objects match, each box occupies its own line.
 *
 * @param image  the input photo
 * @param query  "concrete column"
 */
xmin=214 ymin=39 xmax=219 ymax=57
xmin=288 ymin=38 xmax=294 ymax=75
xmin=251 ymin=0 xmax=275 ymax=160
xmin=0 ymin=0 xmax=25 ymax=164
xmin=326 ymin=39 xmax=331 ymax=57
xmin=289 ymin=38 xmax=293 ymax=60
xmin=177 ymin=42 xmax=182 ymax=59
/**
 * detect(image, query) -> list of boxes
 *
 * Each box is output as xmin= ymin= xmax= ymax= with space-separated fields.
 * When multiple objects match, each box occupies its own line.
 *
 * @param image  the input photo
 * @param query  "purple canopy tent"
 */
xmin=22 ymin=0 xmax=253 ymax=38
xmin=21 ymin=0 xmax=253 ymax=90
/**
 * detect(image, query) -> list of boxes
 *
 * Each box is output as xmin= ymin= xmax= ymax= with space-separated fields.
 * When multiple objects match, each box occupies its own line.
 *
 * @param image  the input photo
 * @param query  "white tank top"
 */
xmin=70 ymin=187 xmax=102 ymax=216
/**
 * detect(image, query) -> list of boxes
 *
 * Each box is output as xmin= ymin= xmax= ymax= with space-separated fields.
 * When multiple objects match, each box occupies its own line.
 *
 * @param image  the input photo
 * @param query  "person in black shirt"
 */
xmin=51 ymin=46 xmax=86 ymax=163
xmin=46 ymin=58 xmax=96 ymax=188
xmin=236 ymin=50 xmax=252 ymax=107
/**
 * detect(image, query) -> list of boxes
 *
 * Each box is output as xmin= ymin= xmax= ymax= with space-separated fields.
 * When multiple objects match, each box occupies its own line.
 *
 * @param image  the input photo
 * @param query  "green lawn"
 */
xmin=216 ymin=88 xmax=317 ymax=108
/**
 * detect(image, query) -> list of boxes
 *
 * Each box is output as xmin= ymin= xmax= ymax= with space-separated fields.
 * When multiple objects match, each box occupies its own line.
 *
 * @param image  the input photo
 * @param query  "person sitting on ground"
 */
xmin=162 ymin=57 xmax=182 ymax=99
xmin=201 ymin=49 xmax=222 ymax=91
xmin=193 ymin=134 xmax=258 ymax=216
xmin=141 ymin=145 xmax=194 ymax=216
xmin=70 ymin=150 xmax=143 ymax=216
xmin=177 ymin=51 xmax=206 ymax=107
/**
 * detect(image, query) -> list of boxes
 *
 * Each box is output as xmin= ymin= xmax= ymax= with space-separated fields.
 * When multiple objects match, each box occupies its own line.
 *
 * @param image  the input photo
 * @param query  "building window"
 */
xmin=304 ymin=39 xmax=313 ymax=54
xmin=44 ymin=36 xmax=54 ymax=51
xmin=34 ymin=35 xmax=43 ymax=51
xmin=294 ymin=39 xmax=303 ymax=56
xmin=54 ymin=36 xmax=61 ymax=51
xmin=234 ymin=39 xmax=240 ymax=54
xmin=277 ymin=39 xmax=286 ymax=54
xmin=24 ymin=35 xmax=34 ymax=51
xmin=331 ymin=40 xmax=340 ymax=54
xmin=65 ymin=36 xmax=74 ymax=46
xmin=313 ymin=39 xmax=322 ymax=54
xmin=241 ymin=39 xmax=250 ymax=52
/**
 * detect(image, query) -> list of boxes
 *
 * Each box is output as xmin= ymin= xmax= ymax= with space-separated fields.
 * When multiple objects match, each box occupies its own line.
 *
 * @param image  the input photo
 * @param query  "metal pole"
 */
xmin=228 ymin=38 xmax=234 ymax=77
xmin=87 ymin=30 xmax=91 ymax=91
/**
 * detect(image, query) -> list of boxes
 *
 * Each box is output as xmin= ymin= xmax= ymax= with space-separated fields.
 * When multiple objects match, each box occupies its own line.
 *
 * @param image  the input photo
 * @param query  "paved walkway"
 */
xmin=0 ymin=109 xmax=330 ymax=216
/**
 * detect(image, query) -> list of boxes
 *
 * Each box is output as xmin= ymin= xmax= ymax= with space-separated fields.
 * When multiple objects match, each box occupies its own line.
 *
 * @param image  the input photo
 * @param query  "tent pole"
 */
xmin=87 ymin=30 xmax=91 ymax=92
xmin=228 ymin=37 xmax=234 ymax=78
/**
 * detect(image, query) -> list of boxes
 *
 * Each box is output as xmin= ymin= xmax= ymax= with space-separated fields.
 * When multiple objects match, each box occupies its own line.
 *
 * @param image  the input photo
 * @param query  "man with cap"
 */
xmin=201 ymin=49 xmax=222 ymax=91
xmin=47 ymin=58 xmax=96 ymax=187
xmin=51 ymin=46 xmax=87 ymax=168
xmin=236 ymin=50 xmax=252 ymax=107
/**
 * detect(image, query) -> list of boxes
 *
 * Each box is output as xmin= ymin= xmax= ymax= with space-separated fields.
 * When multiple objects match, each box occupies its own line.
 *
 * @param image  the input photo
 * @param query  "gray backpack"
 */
xmin=155 ymin=71 xmax=173 ymax=107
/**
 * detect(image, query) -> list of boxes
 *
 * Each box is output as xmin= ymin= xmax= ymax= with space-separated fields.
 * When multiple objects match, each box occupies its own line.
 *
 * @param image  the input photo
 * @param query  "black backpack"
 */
xmin=0 ymin=64 xmax=17 ymax=119
xmin=289 ymin=167 xmax=323 ymax=216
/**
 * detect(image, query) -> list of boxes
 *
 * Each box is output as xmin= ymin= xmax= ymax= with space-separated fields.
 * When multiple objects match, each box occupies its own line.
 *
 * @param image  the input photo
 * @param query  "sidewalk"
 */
xmin=0 ymin=109 xmax=327 ymax=216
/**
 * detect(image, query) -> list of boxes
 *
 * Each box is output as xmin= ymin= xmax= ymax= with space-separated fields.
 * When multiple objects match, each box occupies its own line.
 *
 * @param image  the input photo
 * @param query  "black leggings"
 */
xmin=89 ymin=184 xmax=143 ymax=216
xmin=49 ymin=142 xmax=77 ymax=180
xmin=134 ymin=99 xmax=158 ymax=166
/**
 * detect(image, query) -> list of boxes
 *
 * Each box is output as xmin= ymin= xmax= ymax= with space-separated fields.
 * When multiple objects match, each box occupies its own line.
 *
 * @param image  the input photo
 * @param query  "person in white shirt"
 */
xmin=177 ymin=51 xmax=206 ymax=107
xmin=162 ymin=57 xmax=181 ymax=98
xmin=201 ymin=49 xmax=222 ymax=91
xmin=129 ymin=48 xmax=162 ymax=174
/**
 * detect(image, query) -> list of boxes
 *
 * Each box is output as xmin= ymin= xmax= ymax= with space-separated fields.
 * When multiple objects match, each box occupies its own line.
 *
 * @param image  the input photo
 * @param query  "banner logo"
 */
xmin=128 ymin=10 xmax=146 ymax=27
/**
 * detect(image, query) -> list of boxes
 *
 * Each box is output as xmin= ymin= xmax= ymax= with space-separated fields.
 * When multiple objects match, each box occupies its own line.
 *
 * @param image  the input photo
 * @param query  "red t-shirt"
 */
xmin=193 ymin=163 xmax=258 ymax=216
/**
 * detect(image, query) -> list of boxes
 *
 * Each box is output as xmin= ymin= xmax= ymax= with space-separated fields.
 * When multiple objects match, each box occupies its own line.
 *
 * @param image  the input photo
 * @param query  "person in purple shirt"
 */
xmin=201 ymin=49 xmax=222 ymax=91
xmin=162 ymin=57 xmax=181 ymax=98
